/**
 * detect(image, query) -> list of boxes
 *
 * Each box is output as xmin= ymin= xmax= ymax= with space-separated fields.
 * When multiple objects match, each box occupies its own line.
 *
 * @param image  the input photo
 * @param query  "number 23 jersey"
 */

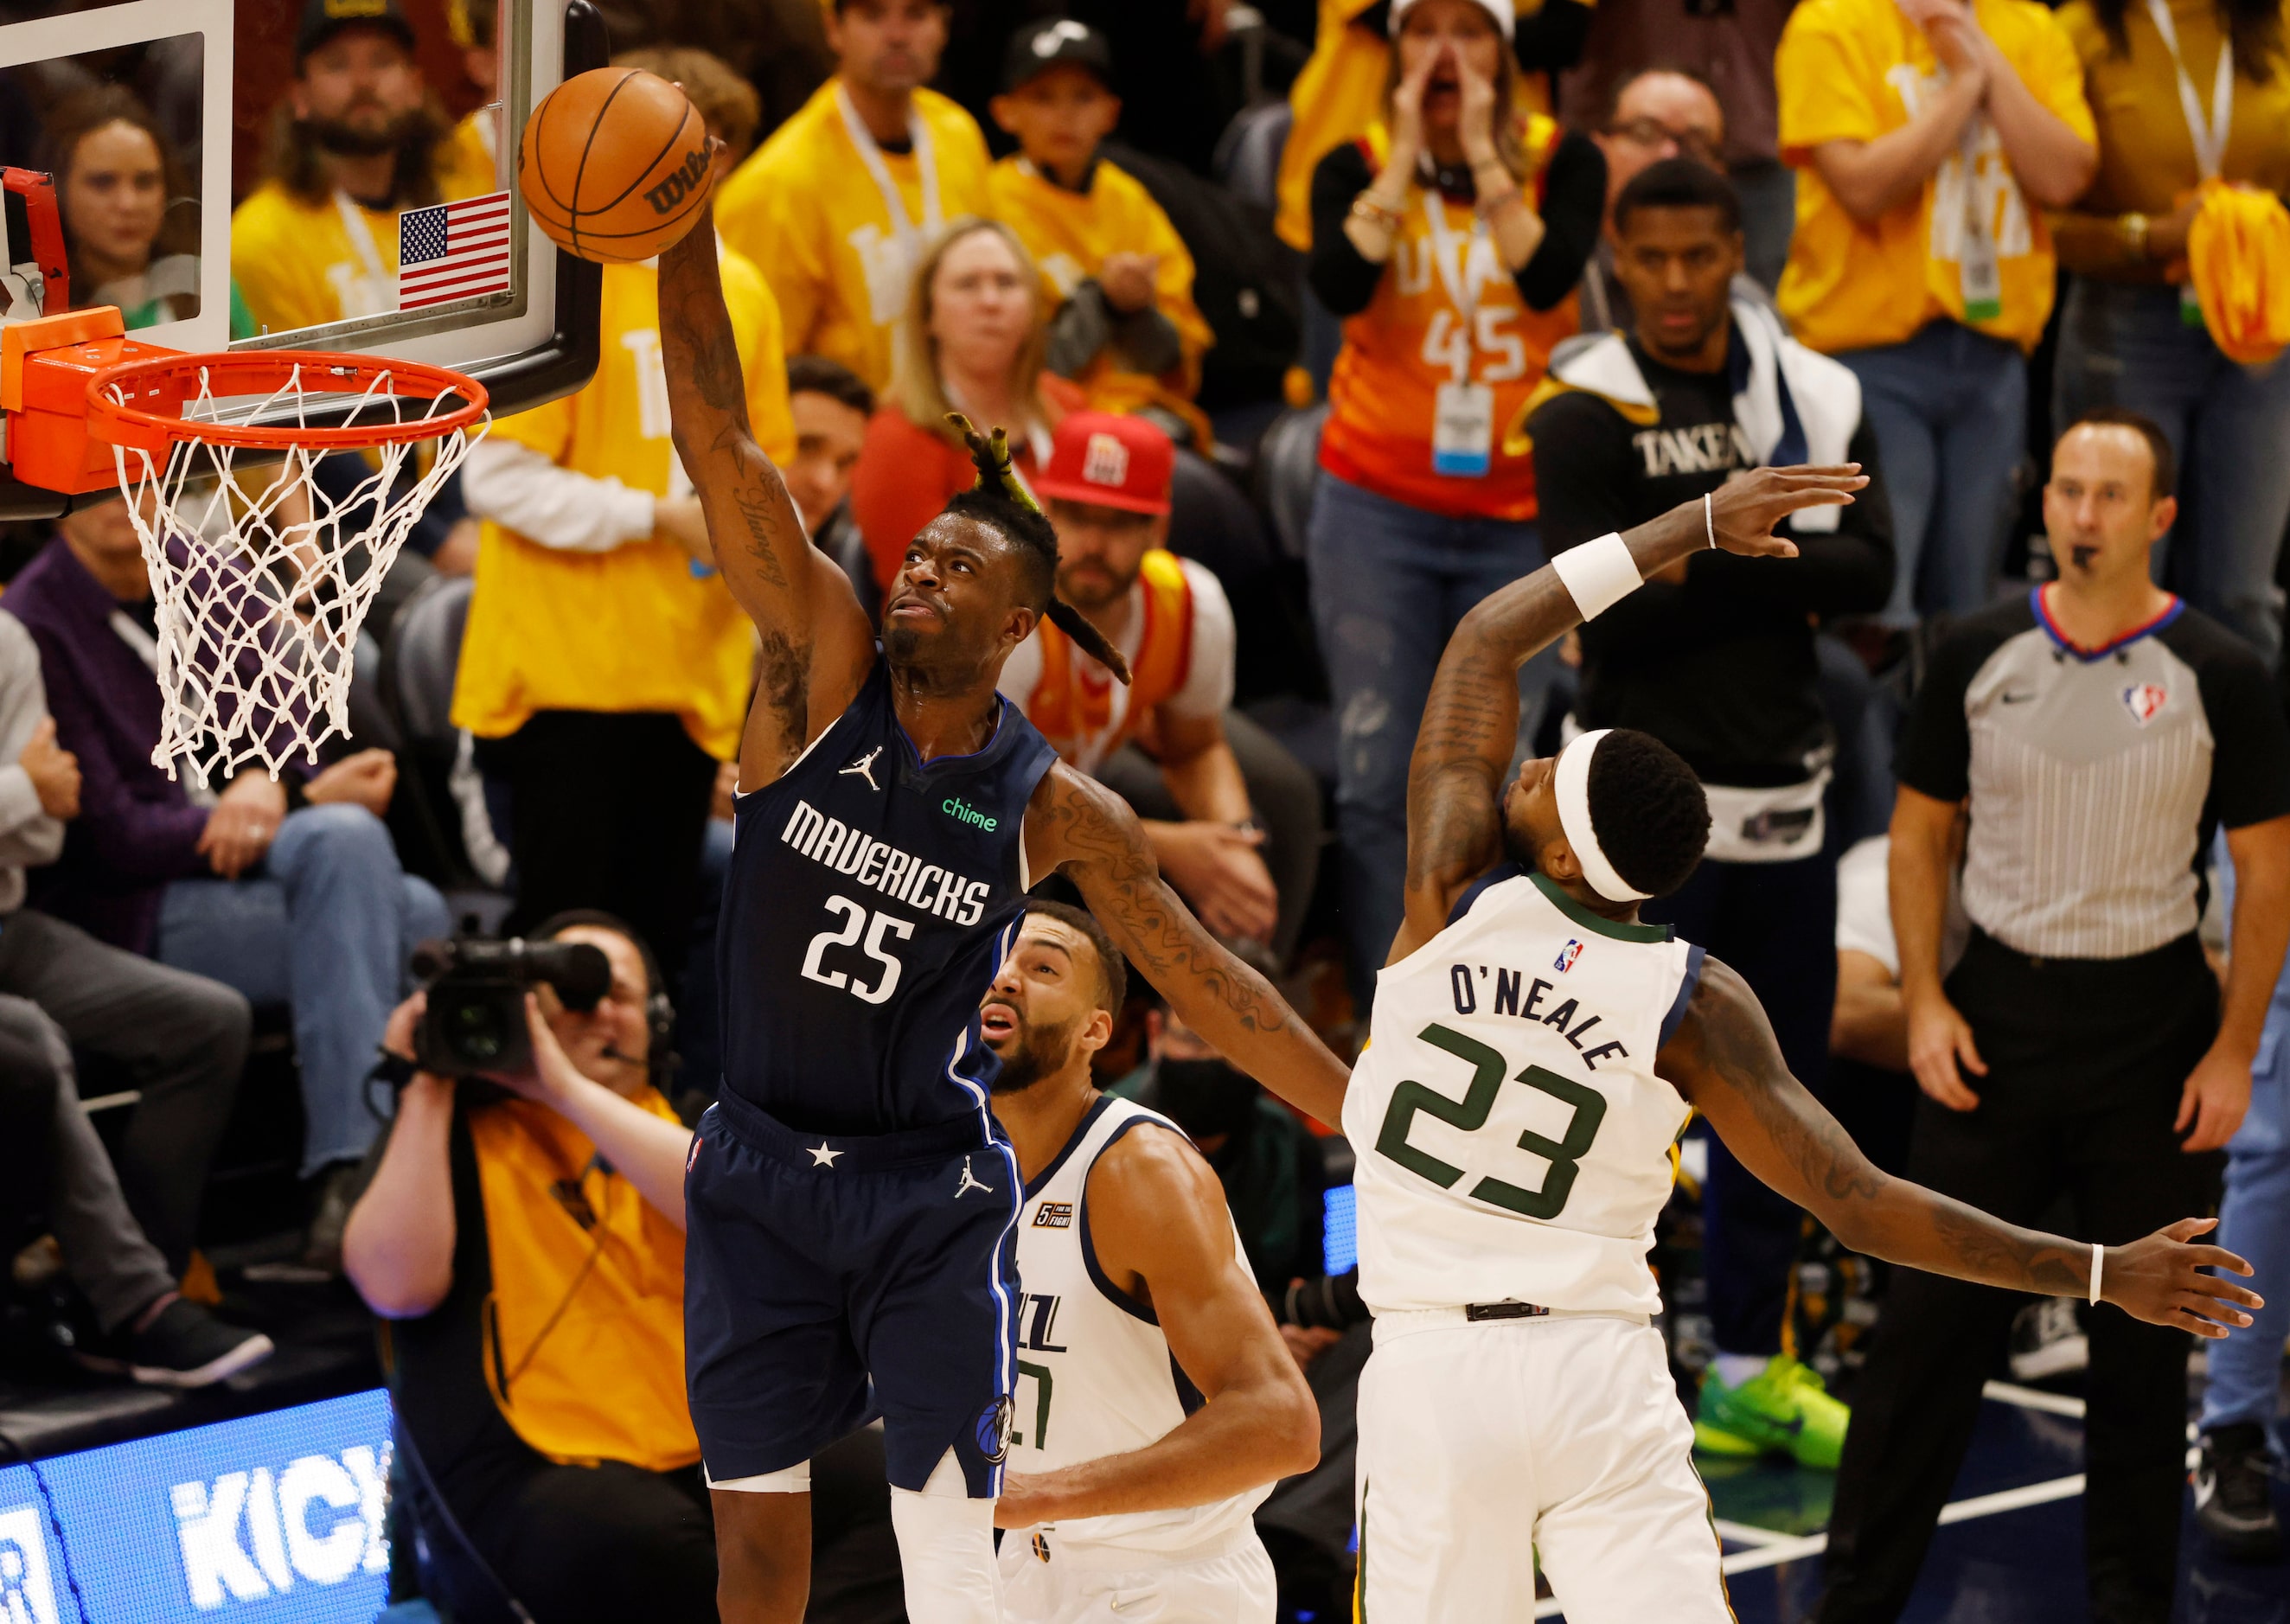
xmin=1340 ymin=868 xmax=1707 ymax=1316
xmin=721 ymin=656 xmax=1059 ymax=1136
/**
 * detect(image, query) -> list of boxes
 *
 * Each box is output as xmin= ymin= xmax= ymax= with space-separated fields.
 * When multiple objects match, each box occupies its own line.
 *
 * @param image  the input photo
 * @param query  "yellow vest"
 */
xmin=230 ymin=151 xmax=502 ymax=336
xmin=1024 ymin=549 xmax=1195 ymax=765
xmin=450 ymin=253 xmax=795 ymax=758
xmin=713 ymin=80 xmax=993 ymax=391
xmin=468 ymin=1092 xmax=697 ymax=1471
xmin=988 ymin=156 xmax=1215 ymax=448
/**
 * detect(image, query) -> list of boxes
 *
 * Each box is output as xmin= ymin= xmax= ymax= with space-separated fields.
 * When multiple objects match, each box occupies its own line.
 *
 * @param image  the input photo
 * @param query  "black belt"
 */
xmin=1464 ymin=1301 xmax=1551 ymax=1321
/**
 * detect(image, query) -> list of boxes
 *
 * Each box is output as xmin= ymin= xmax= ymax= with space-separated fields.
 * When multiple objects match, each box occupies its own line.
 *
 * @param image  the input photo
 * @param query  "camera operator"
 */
xmin=341 ymin=913 xmax=712 ymax=1623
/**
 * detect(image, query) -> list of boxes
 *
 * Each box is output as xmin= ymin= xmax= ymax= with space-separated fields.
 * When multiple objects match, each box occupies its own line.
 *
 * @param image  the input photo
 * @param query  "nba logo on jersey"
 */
xmin=1554 ymin=939 xmax=1584 ymax=975
xmin=0 ymin=1506 xmax=60 ymax=1624
xmin=1083 ymin=433 xmax=1130 ymax=489
xmin=2121 ymin=682 xmax=2167 ymax=726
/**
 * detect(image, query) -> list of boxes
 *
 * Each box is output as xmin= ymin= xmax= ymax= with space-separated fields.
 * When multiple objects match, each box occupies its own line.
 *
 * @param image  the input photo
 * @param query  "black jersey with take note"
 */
xmin=720 ymin=657 xmax=1059 ymax=1136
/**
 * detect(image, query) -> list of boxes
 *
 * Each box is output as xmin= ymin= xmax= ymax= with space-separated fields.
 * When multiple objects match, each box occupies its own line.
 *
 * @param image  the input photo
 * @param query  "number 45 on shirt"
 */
xmin=1422 ymin=309 xmax=1529 ymax=384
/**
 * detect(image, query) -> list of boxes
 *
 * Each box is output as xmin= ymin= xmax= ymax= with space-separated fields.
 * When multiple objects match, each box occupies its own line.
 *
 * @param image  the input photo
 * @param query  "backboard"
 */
xmin=0 ymin=0 xmax=605 ymax=515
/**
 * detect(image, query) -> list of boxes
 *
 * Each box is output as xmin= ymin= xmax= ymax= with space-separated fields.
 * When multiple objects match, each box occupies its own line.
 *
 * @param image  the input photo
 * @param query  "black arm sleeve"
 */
xmin=1896 ymin=625 xmax=1999 ymax=803
xmin=1513 ymin=131 xmax=1607 ymax=311
xmin=1527 ymin=390 xmax=1640 ymax=554
xmin=1769 ymin=416 xmax=1896 ymax=617
xmin=2191 ymin=630 xmax=2290 ymax=828
xmin=1308 ymin=142 xmax=1386 ymax=316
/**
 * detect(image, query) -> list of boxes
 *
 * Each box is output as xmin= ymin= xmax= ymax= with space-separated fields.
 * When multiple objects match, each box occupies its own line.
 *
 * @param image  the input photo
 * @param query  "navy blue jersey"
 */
xmin=720 ymin=657 xmax=1060 ymax=1136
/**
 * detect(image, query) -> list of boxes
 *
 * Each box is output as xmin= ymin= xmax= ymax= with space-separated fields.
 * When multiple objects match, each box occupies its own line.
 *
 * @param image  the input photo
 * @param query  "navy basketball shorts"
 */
xmin=684 ymin=1089 xmax=1023 ymax=1497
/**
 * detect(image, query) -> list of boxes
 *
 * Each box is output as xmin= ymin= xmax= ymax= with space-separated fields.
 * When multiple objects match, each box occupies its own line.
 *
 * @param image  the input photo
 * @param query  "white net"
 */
xmin=106 ymin=361 xmax=485 ymax=785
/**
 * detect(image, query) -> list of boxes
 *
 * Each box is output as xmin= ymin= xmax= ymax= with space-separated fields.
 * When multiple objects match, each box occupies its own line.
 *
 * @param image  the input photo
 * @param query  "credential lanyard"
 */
xmin=332 ymin=190 xmax=395 ymax=316
xmin=1420 ymin=190 xmax=1484 ymax=380
xmin=2146 ymin=0 xmax=2233 ymax=182
xmin=835 ymin=82 xmax=942 ymax=256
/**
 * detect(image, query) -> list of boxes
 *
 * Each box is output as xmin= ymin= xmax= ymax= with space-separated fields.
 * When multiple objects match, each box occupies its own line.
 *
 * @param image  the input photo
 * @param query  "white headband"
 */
xmin=1553 ymin=731 xmax=1650 ymax=903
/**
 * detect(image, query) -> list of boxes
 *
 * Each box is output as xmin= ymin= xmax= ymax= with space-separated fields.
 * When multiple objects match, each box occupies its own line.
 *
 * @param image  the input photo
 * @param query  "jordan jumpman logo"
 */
xmin=955 ymin=1156 xmax=995 ymax=1199
xmin=840 ymin=746 xmax=884 ymax=791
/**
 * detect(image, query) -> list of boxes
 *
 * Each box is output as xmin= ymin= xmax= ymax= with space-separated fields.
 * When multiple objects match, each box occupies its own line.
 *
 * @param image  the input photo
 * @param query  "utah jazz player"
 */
xmin=655 ymin=210 xmax=1349 ymax=1624
xmin=1345 ymin=465 xmax=2264 ymax=1621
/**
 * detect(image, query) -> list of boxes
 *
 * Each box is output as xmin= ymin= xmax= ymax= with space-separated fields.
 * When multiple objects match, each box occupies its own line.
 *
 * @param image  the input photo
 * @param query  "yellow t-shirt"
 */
xmin=230 ymin=149 xmax=503 ymax=336
xmin=450 ymin=252 xmax=796 ymax=758
xmin=987 ymin=156 xmax=1215 ymax=441
xmin=713 ymin=80 xmax=992 ymax=391
xmin=1775 ymin=0 xmax=2095 ymax=353
xmin=441 ymin=106 xmax=505 ymax=200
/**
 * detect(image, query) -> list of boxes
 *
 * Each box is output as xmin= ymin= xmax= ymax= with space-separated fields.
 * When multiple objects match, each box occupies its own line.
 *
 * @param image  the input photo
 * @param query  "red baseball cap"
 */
xmin=1031 ymin=412 xmax=1175 ymax=516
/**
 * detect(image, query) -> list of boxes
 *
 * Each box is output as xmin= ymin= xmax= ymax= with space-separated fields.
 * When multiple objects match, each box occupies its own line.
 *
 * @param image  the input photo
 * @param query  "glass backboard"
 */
xmin=0 ymin=0 xmax=604 ymax=515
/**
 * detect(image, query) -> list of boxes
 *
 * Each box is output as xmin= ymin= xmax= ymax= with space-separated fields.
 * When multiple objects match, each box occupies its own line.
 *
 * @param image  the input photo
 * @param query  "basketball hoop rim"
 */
xmin=85 ymin=348 xmax=489 ymax=455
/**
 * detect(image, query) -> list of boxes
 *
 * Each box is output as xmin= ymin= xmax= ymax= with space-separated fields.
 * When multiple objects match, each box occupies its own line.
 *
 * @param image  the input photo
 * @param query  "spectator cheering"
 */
xmin=0 ymin=604 xmax=260 ymax=1384
xmin=1577 ymin=71 xmax=1768 ymax=335
xmin=344 ymin=917 xmax=713 ymax=1623
xmin=1775 ymin=0 xmax=2096 ymax=629
xmin=987 ymin=18 xmax=1217 ymax=451
xmin=2049 ymin=0 xmax=2290 ymax=661
xmin=231 ymin=0 xmax=491 ymax=335
xmin=39 ymin=86 xmax=240 ymax=335
xmin=1522 ymin=158 xmax=1894 ymax=1470
xmin=1818 ymin=412 xmax=2290 ymax=1621
xmin=455 ymin=46 xmax=795 ymax=976
xmin=8 ymin=496 xmax=449 ymax=1243
xmin=1001 ymin=412 xmax=1323 ymax=960
xmin=848 ymin=215 xmax=1083 ymax=591
xmin=714 ymin=0 xmax=993 ymax=393
xmin=1306 ymin=0 xmax=1604 ymax=996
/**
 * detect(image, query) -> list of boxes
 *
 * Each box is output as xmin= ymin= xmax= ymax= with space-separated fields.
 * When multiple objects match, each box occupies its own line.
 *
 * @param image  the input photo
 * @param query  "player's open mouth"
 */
xmin=981 ymin=1003 xmax=1019 ymax=1039
xmin=886 ymin=595 xmax=945 ymax=623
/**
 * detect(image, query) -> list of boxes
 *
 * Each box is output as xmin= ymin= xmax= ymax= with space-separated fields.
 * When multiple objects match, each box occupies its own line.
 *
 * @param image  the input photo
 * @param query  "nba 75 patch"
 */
xmin=2121 ymin=682 xmax=2167 ymax=726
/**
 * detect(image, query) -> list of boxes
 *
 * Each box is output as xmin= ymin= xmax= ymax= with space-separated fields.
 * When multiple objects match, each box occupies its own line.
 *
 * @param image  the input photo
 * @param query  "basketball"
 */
xmin=518 ymin=67 xmax=714 ymax=265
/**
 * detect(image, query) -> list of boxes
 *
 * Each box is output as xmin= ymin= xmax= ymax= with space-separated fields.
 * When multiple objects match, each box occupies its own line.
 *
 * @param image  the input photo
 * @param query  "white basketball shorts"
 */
xmin=997 ymin=1527 xmax=1277 ymax=1624
xmin=1354 ymin=1310 xmax=1733 ymax=1622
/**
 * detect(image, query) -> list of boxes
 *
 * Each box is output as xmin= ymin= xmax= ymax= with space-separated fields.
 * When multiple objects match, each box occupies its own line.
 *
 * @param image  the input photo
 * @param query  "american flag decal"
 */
xmin=398 ymin=192 xmax=512 ymax=310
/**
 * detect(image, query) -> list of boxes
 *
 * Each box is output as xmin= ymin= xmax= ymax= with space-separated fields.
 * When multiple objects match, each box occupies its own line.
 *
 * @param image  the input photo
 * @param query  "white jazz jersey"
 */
xmin=1340 ymin=870 xmax=1705 ymax=1316
xmin=1008 ymin=1097 xmax=1270 ymax=1557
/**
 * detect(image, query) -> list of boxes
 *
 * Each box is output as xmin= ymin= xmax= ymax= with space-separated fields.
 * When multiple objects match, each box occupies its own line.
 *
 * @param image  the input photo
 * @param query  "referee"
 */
xmin=1817 ymin=412 xmax=2290 ymax=1622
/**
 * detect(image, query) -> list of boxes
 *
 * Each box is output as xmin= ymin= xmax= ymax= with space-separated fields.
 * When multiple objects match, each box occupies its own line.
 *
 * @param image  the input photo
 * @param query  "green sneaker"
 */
xmin=1693 ymin=1356 xmax=1850 ymax=1470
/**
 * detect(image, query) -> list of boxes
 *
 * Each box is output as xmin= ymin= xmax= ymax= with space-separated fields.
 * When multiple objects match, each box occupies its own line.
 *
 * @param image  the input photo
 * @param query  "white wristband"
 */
xmin=1704 ymin=490 xmax=1717 ymax=549
xmin=1550 ymin=532 xmax=1642 ymax=622
xmin=2088 ymin=1242 xmax=2104 ymax=1308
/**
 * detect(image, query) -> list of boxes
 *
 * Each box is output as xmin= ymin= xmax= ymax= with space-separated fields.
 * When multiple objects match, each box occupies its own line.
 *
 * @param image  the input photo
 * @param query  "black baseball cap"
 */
xmin=297 ymin=0 xmax=418 ymax=61
xmin=1001 ymin=17 xmax=1116 ymax=93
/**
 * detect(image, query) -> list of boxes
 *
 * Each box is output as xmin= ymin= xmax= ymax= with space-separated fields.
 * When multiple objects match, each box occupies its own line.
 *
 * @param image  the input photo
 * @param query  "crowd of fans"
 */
xmin=6 ymin=0 xmax=2290 ymax=1616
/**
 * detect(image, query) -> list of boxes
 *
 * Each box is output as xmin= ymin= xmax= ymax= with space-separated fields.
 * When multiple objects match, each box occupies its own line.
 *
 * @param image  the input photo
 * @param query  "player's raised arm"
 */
xmin=1396 ymin=466 xmax=1867 ymax=960
xmin=1660 ymin=958 xmax=2262 ymax=1336
xmin=1029 ymin=765 xmax=1351 ymax=1126
xmin=656 ymin=206 xmax=872 ymax=783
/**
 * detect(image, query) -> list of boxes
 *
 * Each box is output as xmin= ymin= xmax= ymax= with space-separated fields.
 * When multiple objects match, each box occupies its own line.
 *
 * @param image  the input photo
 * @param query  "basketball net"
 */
xmin=104 ymin=361 xmax=484 ymax=785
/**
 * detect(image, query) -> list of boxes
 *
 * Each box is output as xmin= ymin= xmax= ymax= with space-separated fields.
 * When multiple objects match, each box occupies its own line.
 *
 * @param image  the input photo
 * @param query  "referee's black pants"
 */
xmin=1817 ymin=930 xmax=2223 ymax=1624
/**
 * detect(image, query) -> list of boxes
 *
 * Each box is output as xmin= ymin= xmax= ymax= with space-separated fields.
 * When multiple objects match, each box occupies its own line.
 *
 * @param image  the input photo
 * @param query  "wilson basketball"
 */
xmin=519 ymin=67 xmax=713 ymax=264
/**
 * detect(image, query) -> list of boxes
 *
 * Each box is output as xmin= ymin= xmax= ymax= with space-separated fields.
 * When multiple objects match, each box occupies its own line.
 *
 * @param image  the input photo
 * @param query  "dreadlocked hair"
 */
xmin=944 ymin=413 xmax=1132 ymax=684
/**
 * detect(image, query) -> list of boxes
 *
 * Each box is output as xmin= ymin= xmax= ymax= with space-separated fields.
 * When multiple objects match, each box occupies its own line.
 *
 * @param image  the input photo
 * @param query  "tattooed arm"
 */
xmin=656 ymin=206 xmax=873 ymax=789
xmin=1393 ymin=465 xmax=1867 ymax=965
xmin=1660 ymin=958 xmax=2261 ymax=1335
xmin=1029 ymin=764 xmax=1351 ymax=1125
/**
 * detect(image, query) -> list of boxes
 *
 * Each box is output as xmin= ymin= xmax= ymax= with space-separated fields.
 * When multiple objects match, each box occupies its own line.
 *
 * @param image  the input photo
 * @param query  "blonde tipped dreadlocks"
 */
xmin=941 ymin=412 xmax=1133 ymax=685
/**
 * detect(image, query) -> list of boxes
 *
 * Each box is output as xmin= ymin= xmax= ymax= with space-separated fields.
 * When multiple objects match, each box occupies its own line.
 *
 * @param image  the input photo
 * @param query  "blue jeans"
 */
xmin=1306 ymin=470 xmax=1554 ymax=1001
xmin=2203 ymin=1024 xmax=2290 ymax=1436
xmin=1837 ymin=320 xmax=2026 ymax=627
xmin=2054 ymin=278 xmax=2290 ymax=664
xmin=157 ymin=803 xmax=450 ymax=1173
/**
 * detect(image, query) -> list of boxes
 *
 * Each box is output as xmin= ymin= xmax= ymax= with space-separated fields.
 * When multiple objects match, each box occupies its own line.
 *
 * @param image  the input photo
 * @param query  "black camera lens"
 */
xmin=451 ymin=1000 xmax=509 ymax=1061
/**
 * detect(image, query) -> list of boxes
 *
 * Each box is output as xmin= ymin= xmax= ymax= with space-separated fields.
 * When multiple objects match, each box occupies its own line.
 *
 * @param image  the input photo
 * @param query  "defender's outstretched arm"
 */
xmin=1396 ymin=467 xmax=1866 ymax=961
xmin=1030 ymin=764 xmax=1351 ymax=1126
xmin=656 ymin=209 xmax=871 ymax=785
xmin=1660 ymin=959 xmax=2261 ymax=1336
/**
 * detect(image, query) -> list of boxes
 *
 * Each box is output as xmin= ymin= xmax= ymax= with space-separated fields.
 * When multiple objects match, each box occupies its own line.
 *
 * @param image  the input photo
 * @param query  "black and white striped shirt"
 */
xmin=1899 ymin=591 xmax=2290 ymax=962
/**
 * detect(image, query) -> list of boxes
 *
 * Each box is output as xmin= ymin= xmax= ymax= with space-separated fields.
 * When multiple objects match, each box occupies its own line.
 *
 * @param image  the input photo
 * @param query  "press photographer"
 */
xmin=341 ymin=911 xmax=713 ymax=1623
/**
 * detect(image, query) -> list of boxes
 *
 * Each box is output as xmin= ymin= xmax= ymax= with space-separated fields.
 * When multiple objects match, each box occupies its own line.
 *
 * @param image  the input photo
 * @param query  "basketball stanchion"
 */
xmin=0 ymin=304 xmax=488 ymax=784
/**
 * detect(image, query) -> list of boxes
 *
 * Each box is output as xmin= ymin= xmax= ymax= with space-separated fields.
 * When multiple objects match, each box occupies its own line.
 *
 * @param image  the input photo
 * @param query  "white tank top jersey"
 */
xmin=1009 ymin=1097 xmax=1270 ymax=1557
xmin=1340 ymin=867 xmax=1708 ymax=1317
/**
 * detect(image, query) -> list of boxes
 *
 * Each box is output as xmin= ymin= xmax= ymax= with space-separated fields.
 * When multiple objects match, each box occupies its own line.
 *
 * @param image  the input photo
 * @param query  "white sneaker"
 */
xmin=2007 ymin=1296 xmax=2089 ymax=1382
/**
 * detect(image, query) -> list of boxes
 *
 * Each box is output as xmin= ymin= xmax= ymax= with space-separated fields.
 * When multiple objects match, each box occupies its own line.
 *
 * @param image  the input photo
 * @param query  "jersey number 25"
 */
xmin=1376 ymin=1022 xmax=1608 ymax=1220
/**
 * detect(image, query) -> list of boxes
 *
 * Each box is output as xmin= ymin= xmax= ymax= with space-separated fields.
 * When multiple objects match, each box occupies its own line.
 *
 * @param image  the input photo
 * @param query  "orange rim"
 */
xmin=85 ymin=349 xmax=489 ymax=455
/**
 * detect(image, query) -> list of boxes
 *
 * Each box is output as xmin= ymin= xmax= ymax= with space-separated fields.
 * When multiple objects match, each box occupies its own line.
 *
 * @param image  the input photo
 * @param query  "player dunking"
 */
xmin=1343 ymin=465 xmax=2262 ymax=1620
xmin=653 ymin=209 xmax=1349 ymax=1624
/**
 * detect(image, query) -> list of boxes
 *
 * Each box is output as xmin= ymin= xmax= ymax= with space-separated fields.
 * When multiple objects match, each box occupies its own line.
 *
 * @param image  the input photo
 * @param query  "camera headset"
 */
xmin=527 ymin=909 xmax=679 ymax=1093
